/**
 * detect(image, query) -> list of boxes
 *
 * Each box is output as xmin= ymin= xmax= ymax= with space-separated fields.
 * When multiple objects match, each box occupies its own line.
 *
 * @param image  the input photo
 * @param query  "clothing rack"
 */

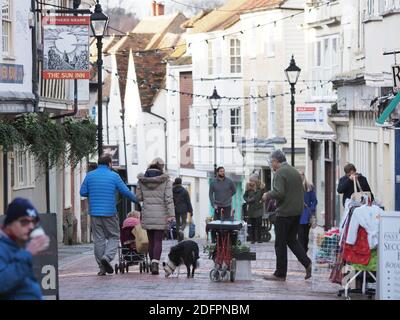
xmin=337 ymin=198 xmax=377 ymax=300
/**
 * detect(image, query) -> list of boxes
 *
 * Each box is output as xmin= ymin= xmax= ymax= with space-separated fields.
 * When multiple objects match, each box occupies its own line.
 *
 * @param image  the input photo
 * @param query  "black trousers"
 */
xmin=298 ymin=223 xmax=311 ymax=253
xmin=274 ymin=215 xmax=311 ymax=278
xmin=211 ymin=206 xmax=232 ymax=243
xmin=248 ymin=216 xmax=262 ymax=243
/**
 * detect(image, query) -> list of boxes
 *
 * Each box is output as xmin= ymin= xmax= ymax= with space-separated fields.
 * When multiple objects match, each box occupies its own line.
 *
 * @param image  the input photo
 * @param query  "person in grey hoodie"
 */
xmin=136 ymin=158 xmax=175 ymax=275
xmin=209 ymin=167 xmax=237 ymax=221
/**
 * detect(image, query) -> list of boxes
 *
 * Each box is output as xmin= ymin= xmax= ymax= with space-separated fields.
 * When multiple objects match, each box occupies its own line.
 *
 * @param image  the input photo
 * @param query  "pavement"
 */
xmin=57 ymin=236 xmax=346 ymax=300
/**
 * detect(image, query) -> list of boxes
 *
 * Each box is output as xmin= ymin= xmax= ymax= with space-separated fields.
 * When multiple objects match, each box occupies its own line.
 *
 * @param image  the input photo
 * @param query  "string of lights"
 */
xmin=99 ymin=64 xmax=332 ymax=101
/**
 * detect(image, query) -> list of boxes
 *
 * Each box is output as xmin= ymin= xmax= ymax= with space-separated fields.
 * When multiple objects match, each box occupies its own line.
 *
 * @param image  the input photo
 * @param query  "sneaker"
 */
xmin=101 ymin=258 xmax=114 ymax=274
xmin=97 ymin=271 xmax=106 ymax=276
xmin=151 ymin=262 xmax=159 ymax=275
xmin=305 ymin=263 xmax=312 ymax=280
xmin=263 ymin=274 xmax=286 ymax=281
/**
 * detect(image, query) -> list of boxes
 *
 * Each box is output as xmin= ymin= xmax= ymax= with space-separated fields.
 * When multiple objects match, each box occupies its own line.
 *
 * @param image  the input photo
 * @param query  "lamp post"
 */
xmin=284 ymin=55 xmax=301 ymax=167
xmin=90 ymin=1 xmax=109 ymax=158
xmin=208 ymin=87 xmax=221 ymax=176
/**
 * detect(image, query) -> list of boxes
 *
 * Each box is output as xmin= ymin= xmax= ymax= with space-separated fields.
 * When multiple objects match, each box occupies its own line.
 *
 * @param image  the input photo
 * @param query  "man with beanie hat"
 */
xmin=0 ymin=198 xmax=49 ymax=300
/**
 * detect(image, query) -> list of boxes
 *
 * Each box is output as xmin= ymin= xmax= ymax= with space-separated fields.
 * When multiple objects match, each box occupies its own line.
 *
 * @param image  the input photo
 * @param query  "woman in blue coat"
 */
xmin=298 ymin=171 xmax=317 ymax=253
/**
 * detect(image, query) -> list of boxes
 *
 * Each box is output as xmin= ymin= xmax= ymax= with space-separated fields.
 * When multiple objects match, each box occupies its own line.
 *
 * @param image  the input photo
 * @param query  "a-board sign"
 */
xmin=32 ymin=213 xmax=59 ymax=299
xmin=377 ymin=212 xmax=400 ymax=300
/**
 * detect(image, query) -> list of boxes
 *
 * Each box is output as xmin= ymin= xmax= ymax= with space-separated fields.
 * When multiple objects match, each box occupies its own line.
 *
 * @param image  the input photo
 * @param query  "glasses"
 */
xmin=18 ymin=218 xmax=38 ymax=227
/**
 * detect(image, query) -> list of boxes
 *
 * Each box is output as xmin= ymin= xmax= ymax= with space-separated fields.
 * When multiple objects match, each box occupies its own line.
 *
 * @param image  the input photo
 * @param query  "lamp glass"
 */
xmin=90 ymin=9 xmax=109 ymax=37
xmin=209 ymin=87 xmax=221 ymax=110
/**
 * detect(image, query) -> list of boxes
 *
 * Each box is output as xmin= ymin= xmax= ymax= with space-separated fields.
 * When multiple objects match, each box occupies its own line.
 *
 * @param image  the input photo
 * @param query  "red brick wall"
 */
xmin=179 ymin=72 xmax=194 ymax=169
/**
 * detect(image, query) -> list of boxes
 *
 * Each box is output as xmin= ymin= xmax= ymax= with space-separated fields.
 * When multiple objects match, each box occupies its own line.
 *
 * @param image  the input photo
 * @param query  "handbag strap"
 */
xmin=353 ymin=177 xmax=363 ymax=193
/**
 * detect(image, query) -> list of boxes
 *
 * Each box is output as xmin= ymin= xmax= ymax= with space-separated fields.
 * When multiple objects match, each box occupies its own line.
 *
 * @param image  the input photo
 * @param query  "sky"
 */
xmin=101 ymin=0 xmax=222 ymax=17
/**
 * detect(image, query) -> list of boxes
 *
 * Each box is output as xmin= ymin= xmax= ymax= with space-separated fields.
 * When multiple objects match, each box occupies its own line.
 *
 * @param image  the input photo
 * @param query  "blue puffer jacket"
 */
xmin=80 ymin=165 xmax=137 ymax=216
xmin=0 ymin=229 xmax=43 ymax=300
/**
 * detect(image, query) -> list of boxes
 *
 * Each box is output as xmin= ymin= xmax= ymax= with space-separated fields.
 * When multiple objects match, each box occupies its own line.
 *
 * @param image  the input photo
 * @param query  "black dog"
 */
xmin=163 ymin=240 xmax=199 ymax=278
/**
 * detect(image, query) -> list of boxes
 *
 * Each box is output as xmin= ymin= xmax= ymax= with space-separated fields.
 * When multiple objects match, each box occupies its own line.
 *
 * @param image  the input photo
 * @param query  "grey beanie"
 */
xmin=249 ymin=172 xmax=259 ymax=182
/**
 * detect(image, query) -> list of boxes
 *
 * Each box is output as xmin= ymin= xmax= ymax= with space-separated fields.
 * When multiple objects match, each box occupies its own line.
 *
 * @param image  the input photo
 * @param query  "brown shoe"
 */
xmin=263 ymin=274 xmax=286 ymax=281
xmin=305 ymin=263 xmax=312 ymax=280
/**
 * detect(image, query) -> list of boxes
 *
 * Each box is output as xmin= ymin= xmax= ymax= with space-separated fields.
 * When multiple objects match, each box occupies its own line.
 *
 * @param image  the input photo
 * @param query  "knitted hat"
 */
xmin=249 ymin=172 xmax=259 ymax=182
xmin=174 ymin=177 xmax=182 ymax=185
xmin=4 ymin=198 xmax=39 ymax=226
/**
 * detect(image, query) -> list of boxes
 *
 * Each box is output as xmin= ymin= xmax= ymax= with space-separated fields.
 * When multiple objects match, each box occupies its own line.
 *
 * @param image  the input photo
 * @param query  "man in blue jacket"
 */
xmin=80 ymin=154 xmax=137 ymax=275
xmin=0 ymin=198 xmax=49 ymax=300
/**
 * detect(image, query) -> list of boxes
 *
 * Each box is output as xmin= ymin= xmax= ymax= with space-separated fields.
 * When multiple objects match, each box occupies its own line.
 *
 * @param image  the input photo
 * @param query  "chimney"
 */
xmin=156 ymin=3 xmax=165 ymax=16
xmin=152 ymin=1 xmax=157 ymax=16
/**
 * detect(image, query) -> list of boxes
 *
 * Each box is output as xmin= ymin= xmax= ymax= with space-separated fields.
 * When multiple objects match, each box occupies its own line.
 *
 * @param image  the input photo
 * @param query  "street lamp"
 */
xmin=90 ymin=1 xmax=109 ymax=158
xmin=208 ymin=86 xmax=221 ymax=176
xmin=285 ymin=55 xmax=301 ymax=167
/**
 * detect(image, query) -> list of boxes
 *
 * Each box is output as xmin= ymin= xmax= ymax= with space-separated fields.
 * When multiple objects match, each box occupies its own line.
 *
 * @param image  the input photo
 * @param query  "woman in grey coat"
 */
xmin=136 ymin=158 xmax=175 ymax=275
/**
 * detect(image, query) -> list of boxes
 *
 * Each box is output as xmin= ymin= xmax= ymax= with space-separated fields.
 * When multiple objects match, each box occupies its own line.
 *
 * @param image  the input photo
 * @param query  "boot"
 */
xmin=151 ymin=260 xmax=159 ymax=275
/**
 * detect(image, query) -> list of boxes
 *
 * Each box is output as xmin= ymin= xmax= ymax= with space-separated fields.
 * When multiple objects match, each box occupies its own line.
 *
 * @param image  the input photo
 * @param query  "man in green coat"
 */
xmin=262 ymin=150 xmax=312 ymax=281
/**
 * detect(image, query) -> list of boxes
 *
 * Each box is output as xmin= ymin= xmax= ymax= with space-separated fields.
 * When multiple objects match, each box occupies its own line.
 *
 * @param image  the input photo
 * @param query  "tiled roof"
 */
xmin=133 ymin=50 xmax=172 ymax=108
xmin=189 ymin=0 xmax=286 ymax=33
xmin=114 ymin=33 xmax=155 ymax=107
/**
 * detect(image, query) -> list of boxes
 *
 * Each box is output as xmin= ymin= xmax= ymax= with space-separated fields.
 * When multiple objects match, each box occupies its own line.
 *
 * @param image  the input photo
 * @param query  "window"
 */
xmin=316 ymin=41 xmax=321 ymax=67
xmin=208 ymin=41 xmax=213 ymax=75
xmin=265 ymin=27 xmax=275 ymax=58
xmin=2 ymin=0 xmax=12 ymax=56
xmin=368 ymin=0 xmax=375 ymax=15
xmin=208 ymin=109 xmax=214 ymax=144
xmin=215 ymin=40 xmax=222 ymax=75
xmin=230 ymin=108 xmax=241 ymax=143
xmin=268 ymin=85 xmax=276 ymax=137
xmin=14 ymin=150 xmax=35 ymax=189
xmin=230 ymin=39 xmax=241 ymax=73
xmin=132 ymin=126 xmax=138 ymax=164
xmin=250 ymin=86 xmax=258 ymax=138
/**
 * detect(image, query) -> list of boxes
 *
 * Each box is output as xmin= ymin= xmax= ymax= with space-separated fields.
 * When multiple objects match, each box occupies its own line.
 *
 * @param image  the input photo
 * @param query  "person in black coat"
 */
xmin=172 ymin=178 xmax=193 ymax=241
xmin=337 ymin=163 xmax=374 ymax=207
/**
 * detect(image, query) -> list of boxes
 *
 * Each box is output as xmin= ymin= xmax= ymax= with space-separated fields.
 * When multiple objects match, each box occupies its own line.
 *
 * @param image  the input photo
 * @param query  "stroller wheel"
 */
xmin=126 ymin=264 xmax=129 ymax=273
xmin=120 ymin=263 xmax=125 ymax=274
xmin=115 ymin=264 xmax=119 ymax=274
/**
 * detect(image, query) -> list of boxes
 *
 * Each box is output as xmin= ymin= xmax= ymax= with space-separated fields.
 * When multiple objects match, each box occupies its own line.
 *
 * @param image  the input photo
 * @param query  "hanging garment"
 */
xmin=343 ymin=226 xmax=371 ymax=265
xmin=351 ymin=248 xmax=377 ymax=271
xmin=346 ymin=204 xmax=383 ymax=249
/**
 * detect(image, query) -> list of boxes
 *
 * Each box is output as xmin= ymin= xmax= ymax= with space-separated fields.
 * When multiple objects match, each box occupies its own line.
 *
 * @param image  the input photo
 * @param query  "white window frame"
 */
xmin=13 ymin=150 xmax=35 ymax=190
xmin=311 ymin=35 xmax=339 ymax=97
xmin=208 ymin=109 xmax=214 ymax=144
xmin=208 ymin=40 xmax=213 ymax=75
xmin=230 ymin=107 xmax=241 ymax=143
xmin=215 ymin=39 xmax=222 ymax=75
xmin=229 ymin=38 xmax=241 ymax=74
xmin=250 ymin=86 xmax=258 ymax=138
xmin=2 ymin=0 xmax=13 ymax=57
xmin=268 ymin=85 xmax=276 ymax=137
xmin=265 ymin=26 xmax=275 ymax=58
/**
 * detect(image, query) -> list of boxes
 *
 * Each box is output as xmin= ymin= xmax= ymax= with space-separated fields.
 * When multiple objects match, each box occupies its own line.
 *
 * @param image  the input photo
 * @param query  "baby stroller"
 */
xmin=115 ymin=221 xmax=150 ymax=274
xmin=164 ymin=219 xmax=178 ymax=240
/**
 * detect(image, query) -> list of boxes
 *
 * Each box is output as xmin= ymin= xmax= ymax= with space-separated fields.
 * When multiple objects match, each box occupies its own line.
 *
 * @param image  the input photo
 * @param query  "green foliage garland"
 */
xmin=0 ymin=113 xmax=97 ymax=168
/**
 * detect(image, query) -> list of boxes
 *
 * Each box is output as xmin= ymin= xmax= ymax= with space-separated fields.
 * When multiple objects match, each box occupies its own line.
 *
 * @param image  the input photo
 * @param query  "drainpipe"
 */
xmin=143 ymin=108 xmax=168 ymax=171
xmin=31 ymin=0 xmax=39 ymax=112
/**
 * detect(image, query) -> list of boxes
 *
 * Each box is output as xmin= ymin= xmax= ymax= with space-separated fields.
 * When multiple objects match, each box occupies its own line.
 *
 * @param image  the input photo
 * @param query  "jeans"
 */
xmin=274 ymin=215 xmax=311 ymax=278
xmin=147 ymin=230 xmax=164 ymax=262
xmin=298 ymin=223 xmax=311 ymax=253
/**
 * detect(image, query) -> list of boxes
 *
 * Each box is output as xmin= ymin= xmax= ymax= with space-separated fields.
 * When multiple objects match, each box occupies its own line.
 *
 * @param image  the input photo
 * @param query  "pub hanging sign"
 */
xmin=42 ymin=16 xmax=90 ymax=80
